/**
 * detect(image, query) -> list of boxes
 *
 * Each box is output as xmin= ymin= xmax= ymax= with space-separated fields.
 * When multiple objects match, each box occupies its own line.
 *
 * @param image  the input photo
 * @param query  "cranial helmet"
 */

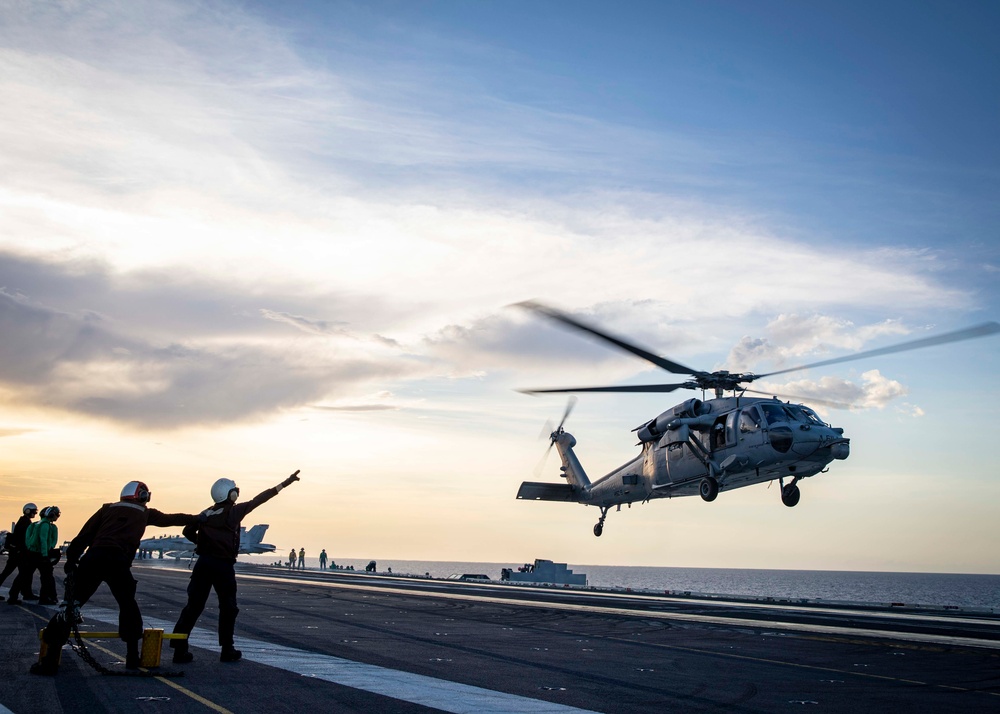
xmin=23 ymin=503 xmax=37 ymax=516
xmin=40 ymin=506 xmax=60 ymax=520
xmin=211 ymin=478 xmax=239 ymax=504
xmin=120 ymin=481 xmax=151 ymax=504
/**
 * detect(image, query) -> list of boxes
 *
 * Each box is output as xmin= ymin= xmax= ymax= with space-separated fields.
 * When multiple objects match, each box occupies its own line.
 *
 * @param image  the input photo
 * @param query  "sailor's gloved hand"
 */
xmin=64 ymin=560 xmax=77 ymax=575
xmin=281 ymin=470 xmax=301 ymax=488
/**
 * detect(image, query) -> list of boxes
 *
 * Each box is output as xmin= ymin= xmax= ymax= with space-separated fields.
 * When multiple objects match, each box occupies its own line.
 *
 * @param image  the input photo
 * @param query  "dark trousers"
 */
xmin=8 ymin=553 xmax=38 ymax=599
xmin=0 ymin=551 xmax=22 ymax=587
xmin=41 ymin=548 xmax=143 ymax=657
xmin=35 ymin=554 xmax=57 ymax=602
xmin=172 ymin=554 xmax=239 ymax=649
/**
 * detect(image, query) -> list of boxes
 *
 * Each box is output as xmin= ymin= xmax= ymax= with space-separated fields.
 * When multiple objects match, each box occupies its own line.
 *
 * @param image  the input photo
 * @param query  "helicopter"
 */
xmin=514 ymin=301 xmax=1000 ymax=537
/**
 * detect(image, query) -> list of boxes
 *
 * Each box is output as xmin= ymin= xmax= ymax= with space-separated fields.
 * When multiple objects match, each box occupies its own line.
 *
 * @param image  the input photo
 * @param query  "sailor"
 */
xmin=30 ymin=482 xmax=201 ymax=675
xmin=3 ymin=503 xmax=39 ymax=603
xmin=298 ymin=547 xmax=305 ymax=569
xmin=170 ymin=469 xmax=300 ymax=664
xmin=20 ymin=506 xmax=61 ymax=605
xmin=288 ymin=548 xmax=296 ymax=569
xmin=319 ymin=549 xmax=327 ymax=569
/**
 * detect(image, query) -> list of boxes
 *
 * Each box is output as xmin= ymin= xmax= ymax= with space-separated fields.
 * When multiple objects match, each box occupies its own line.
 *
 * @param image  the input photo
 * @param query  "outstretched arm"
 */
xmin=234 ymin=470 xmax=301 ymax=520
xmin=276 ymin=469 xmax=300 ymax=492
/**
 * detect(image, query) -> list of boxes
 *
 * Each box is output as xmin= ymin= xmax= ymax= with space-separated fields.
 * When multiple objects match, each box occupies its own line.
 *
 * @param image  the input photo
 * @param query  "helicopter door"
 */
xmin=737 ymin=406 xmax=766 ymax=449
xmin=711 ymin=413 xmax=737 ymax=451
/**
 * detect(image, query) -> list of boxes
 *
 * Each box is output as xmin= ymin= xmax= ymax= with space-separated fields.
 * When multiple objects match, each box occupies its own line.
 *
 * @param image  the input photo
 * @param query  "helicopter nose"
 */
xmin=831 ymin=441 xmax=850 ymax=460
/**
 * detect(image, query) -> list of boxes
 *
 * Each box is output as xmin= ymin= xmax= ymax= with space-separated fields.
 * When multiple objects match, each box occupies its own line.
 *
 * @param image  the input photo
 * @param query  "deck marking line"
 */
xmin=227 ymin=572 xmax=1000 ymax=651
xmin=12 ymin=601 xmax=236 ymax=714
xmin=79 ymin=606 xmax=598 ymax=714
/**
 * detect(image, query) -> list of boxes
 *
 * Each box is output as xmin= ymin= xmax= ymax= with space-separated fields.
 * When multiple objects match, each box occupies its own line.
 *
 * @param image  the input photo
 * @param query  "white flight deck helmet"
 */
xmin=23 ymin=503 xmax=37 ymax=516
xmin=211 ymin=478 xmax=239 ymax=504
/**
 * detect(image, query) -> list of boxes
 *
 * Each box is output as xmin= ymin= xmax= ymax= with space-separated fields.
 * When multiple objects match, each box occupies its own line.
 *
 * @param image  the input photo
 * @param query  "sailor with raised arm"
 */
xmin=171 ymin=470 xmax=301 ymax=664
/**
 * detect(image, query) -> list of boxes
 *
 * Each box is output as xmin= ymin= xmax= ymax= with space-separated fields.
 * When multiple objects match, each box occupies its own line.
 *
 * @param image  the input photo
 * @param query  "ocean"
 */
xmin=252 ymin=556 xmax=1000 ymax=611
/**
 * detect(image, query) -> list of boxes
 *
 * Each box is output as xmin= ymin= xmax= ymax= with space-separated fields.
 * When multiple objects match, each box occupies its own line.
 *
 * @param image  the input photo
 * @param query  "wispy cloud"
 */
xmin=0 ymin=252 xmax=421 ymax=429
xmin=0 ymin=0 xmax=987 ymax=431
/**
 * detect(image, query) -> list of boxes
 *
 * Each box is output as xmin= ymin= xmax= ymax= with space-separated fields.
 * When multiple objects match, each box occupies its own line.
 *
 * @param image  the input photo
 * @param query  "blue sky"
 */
xmin=1 ymin=0 xmax=998 ymax=571
xmin=248 ymin=1 xmax=1000 ymax=245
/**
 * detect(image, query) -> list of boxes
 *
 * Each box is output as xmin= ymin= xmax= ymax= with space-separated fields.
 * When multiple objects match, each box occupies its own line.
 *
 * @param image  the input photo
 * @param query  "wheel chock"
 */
xmin=38 ymin=627 xmax=188 ymax=667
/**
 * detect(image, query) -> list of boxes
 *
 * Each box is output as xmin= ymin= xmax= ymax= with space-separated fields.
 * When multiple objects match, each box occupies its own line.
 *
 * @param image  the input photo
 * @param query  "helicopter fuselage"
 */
xmin=517 ymin=395 xmax=850 ymax=532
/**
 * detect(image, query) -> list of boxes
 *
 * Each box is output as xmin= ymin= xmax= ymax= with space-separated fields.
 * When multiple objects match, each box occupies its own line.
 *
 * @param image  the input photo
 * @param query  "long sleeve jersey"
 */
xmin=66 ymin=501 xmax=198 ymax=564
xmin=6 ymin=515 xmax=32 ymax=553
xmin=25 ymin=518 xmax=58 ymax=555
xmin=182 ymin=487 xmax=280 ymax=562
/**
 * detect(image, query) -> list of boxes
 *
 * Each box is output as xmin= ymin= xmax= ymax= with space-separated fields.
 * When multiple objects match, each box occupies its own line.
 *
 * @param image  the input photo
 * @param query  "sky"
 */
xmin=1 ymin=0 xmax=998 ymax=573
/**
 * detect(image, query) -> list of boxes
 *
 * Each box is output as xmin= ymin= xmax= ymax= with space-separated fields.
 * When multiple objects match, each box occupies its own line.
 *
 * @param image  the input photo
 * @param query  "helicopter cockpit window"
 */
xmin=783 ymin=404 xmax=827 ymax=426
xmin=739 ymin=407 xmax=762 ymax=433
xmin=799 ymin=406 xmax=827 ymax=426
xmin=760 ymin=403 xmax=788 ymax=426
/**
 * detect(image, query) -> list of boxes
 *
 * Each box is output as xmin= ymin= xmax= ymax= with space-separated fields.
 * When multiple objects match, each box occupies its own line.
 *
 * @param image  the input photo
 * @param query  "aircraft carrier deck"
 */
xmin=2 ymin=562 xmax=998 ymax=713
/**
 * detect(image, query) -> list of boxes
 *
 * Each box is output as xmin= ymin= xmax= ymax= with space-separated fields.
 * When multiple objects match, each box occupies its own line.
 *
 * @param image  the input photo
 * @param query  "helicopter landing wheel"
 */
xmin=781 ymin=483 xmax=800 ymax=507
xmin=593 ymin=508 xmax=609 ymax=537
xmin=699 ymin=477 xmax=719 ymax=502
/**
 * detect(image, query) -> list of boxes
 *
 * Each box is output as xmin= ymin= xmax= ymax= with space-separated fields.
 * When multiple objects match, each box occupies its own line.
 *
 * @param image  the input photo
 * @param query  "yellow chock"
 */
xmin=141 ymin=629 xmax=164 ymax=667
xmin=140 ymin=629 xmax=189 ymax=667
xmin=38 ymin=628 xmax=62 ymax=665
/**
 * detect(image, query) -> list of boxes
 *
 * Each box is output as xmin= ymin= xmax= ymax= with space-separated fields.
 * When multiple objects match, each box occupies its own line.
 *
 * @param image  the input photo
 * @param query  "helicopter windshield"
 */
xmin=761 ymin=402 xmax=827 ymax=427
xmin=796 ymin=405 xmax=827 ymax=426
xmin=784 ymin=404 xmax=827 ymax=426
xmin=759 ymin=403 xmax=789 ymax=425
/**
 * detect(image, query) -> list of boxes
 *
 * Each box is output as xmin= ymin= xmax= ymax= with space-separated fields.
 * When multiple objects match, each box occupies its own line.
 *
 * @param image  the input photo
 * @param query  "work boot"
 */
xmin=29 ymin=660 xmax=58 ymax=676
xmin=220 ymin=646 xmax=242 ymax=662
xmin=7 ymin=597 xmax=21 ymax=605
xmin=125 ymin=641 xmax=141 ymax=670
xmin=172 ymin=649 xmax=194 ymax=664
xmin=23 ymin=594 xmax=39 ymax=601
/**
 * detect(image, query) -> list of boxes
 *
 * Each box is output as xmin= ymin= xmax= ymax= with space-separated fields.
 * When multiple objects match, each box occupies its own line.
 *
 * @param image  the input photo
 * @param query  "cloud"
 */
xmin=259 ymin=309 xmax=350 ymax=337
xmin=726 ymin=314 xmax=912 ymax=372
xmin=758 ymin=369 xmax=908 ymax=410
xmin=0 ymin=252 xmax=421 ymax=429
xmin=0 ymin=0 xmax=988 ymax=432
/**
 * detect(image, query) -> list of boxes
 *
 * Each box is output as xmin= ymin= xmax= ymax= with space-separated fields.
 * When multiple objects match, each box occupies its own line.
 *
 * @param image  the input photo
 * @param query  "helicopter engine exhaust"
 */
xmin=635 ymin=398 xmax=710 ymax=442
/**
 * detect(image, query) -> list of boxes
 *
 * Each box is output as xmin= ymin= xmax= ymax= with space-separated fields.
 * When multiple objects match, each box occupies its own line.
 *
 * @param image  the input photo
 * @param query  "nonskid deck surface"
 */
xmin=1 ymin=563 xmax=998 ymax=713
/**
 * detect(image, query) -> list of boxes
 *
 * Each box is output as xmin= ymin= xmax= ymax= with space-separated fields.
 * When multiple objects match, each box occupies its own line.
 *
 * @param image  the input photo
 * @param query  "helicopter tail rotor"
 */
xmin=534 ymin=397 xmax=577 ymax=478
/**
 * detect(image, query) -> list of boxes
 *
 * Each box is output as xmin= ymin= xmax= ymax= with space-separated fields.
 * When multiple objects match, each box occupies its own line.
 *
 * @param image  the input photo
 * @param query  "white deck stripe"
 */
xmin=79 ymin=605 xmax=598 ymax=714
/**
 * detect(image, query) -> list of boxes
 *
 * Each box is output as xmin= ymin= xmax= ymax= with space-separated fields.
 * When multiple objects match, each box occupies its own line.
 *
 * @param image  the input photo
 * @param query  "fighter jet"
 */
xmin=138 ymin=524 xmax=276 ymax=560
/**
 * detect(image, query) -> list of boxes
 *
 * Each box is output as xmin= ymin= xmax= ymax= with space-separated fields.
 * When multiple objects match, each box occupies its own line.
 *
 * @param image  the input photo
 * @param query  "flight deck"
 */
xmin=2 ymin=562 xmax=998 ymax=713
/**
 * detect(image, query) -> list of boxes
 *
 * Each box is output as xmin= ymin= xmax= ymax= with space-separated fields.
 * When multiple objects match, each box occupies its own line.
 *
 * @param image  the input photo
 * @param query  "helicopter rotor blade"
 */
xmin=742 ymin=388 xmax=856 ymax=410
xmin=533 ymin=441 xmax=555 ymax=478
xmin=514 ymin=300 xmax=701 ymax=376
xmin=755 ymin=322 xmax=1000 ymax=380
xmin=556 ymin=396 xmax=577 ymax=431
xmin=519 ymin=383 xmax=691 ymax=395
